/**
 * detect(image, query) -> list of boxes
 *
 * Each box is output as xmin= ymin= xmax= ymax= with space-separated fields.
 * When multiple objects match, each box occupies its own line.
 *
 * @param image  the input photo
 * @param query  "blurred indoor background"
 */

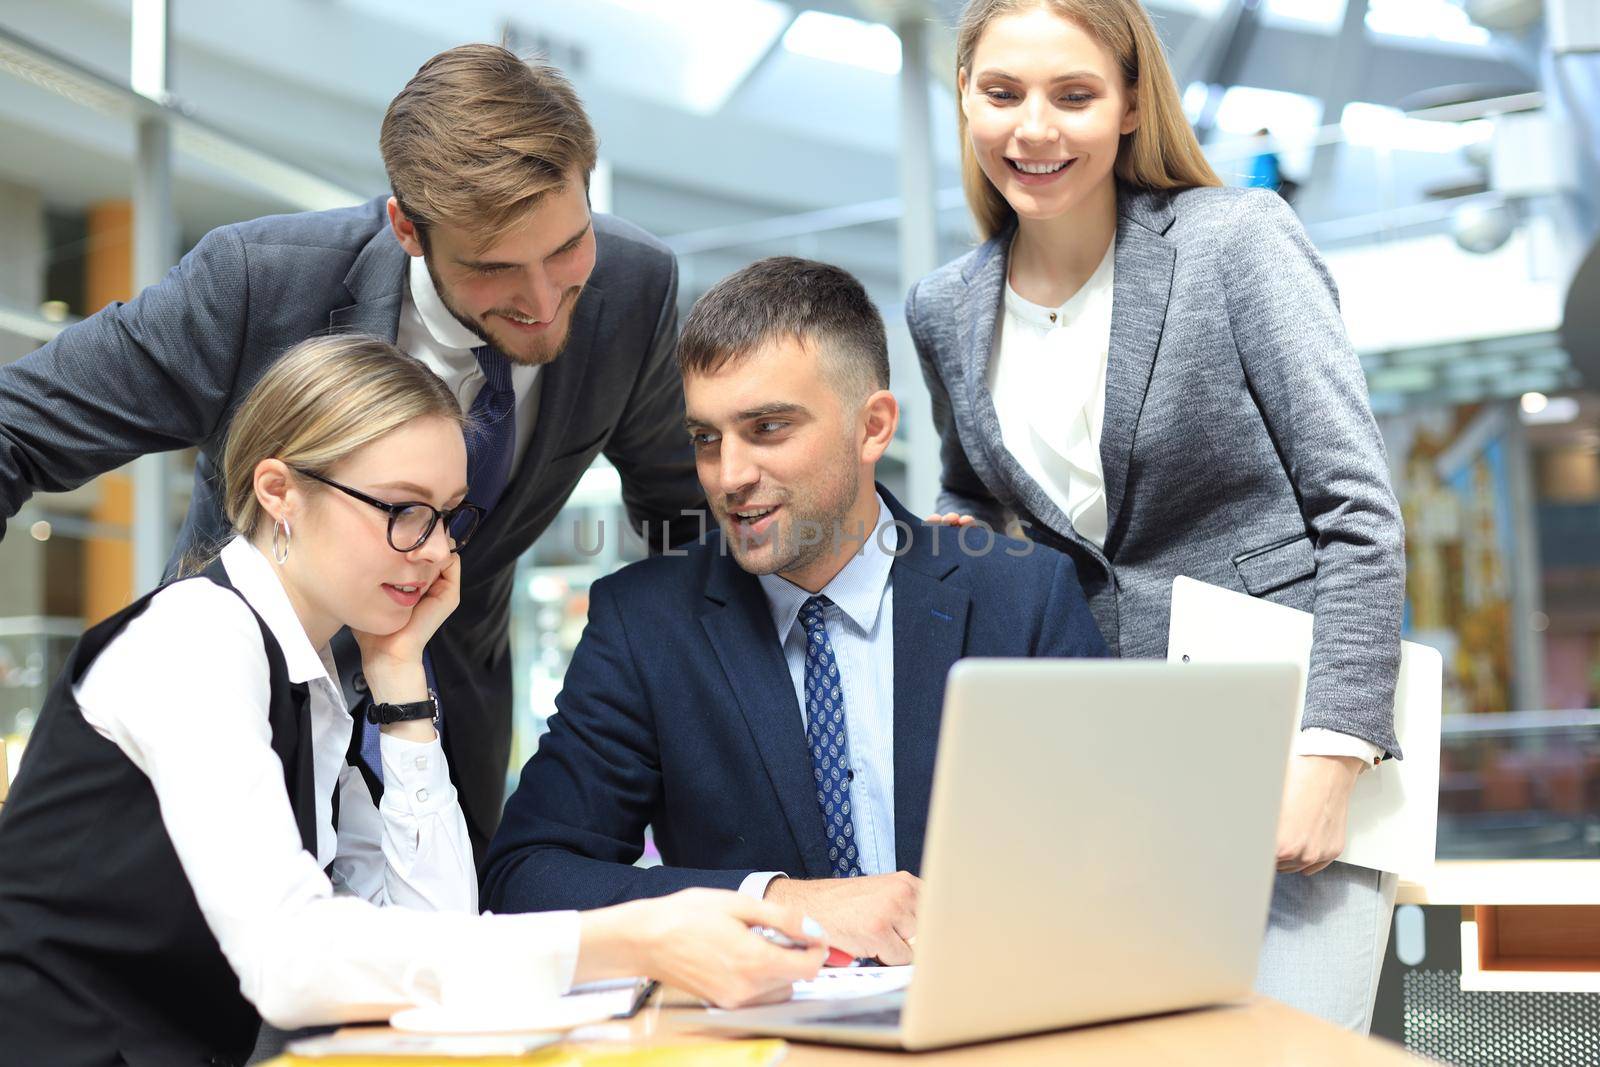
xmin=0 ymin=2 xmax=1597 ymax=1052
xmin=4 ymin=0 xmax=1599 ymax=849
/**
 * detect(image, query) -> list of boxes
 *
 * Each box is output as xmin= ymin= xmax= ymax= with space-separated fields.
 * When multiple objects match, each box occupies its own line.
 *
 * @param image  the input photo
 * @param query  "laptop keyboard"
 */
xmin=809 ymin=1007 xmax=903 ymax=1028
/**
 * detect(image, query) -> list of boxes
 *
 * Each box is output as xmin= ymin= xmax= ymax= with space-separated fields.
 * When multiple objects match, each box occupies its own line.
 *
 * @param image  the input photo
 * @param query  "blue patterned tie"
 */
xmin=357 ymin=345 xmax=515 ymax=781
xmin=465 ymin=344 xmax=517 ymax=516
xmin=800 ymin=596 xmax=863 ymax=878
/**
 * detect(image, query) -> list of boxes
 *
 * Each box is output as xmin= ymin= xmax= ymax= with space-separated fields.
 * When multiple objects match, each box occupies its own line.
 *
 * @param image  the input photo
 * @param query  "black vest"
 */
xmin=0 ymin=561 xmax=320 ymax=1067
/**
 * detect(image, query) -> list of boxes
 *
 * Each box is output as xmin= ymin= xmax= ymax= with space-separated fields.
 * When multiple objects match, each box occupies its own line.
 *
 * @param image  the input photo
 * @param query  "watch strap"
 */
xmin=366 ymin=689 xmax=440 ymax=726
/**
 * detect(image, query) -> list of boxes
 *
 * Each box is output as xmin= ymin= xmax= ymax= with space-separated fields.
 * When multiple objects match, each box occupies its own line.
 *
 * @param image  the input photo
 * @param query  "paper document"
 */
xmin=384 ymin=976 xmax=653 ymax=1036
xmin=791 ymin=965 xmax=914 ymax=1001
xmin=705 ymin=965 xmax=915 ymax=1014
xmin=564 ymin=976 xmax=654 ymax=1016
xmin=1167 ymin=576 xmax=1442 ymax=876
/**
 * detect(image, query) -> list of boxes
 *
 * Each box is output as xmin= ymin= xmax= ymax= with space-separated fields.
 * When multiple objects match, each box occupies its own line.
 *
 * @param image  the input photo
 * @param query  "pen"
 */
xmin=752 ymin=924 xmax=855 ymax=966
xmin=752 ymin=924 xmax=806 ymax=949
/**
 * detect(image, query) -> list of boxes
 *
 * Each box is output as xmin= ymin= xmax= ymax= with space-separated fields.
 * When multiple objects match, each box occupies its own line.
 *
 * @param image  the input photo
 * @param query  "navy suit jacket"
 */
xmin=481 ymin=489 xmax=1107 ymax=913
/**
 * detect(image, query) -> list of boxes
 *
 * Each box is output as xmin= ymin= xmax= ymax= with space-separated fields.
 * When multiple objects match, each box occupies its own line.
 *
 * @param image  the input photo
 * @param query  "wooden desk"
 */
xmin=1395 ymin=860 xmax=1600 ymax=993
xmin=273 ymin=995 xmax=1416 ymax=1065
xmin=1396 ymin=860 xmax=1600 ymax=905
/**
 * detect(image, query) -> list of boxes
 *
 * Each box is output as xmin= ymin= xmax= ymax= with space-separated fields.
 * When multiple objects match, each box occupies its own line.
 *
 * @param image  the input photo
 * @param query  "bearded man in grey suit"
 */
xmin=0 ymin=44 xmax=701 ymax=864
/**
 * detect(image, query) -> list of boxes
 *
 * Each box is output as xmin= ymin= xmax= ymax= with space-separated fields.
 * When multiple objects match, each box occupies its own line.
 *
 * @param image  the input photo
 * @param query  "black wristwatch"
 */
xmin=366 ymin=689 xmax=441 ymax=726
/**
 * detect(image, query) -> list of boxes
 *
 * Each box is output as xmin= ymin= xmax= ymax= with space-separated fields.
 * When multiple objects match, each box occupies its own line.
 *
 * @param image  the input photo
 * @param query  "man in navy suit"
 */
xmin=482 ymin=258 xmax=1106 ymax=961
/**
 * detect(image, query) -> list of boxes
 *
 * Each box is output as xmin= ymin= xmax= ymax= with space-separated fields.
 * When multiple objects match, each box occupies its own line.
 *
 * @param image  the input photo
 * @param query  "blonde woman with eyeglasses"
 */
xmin=0 ymin=336 xmax=824 ymax=1066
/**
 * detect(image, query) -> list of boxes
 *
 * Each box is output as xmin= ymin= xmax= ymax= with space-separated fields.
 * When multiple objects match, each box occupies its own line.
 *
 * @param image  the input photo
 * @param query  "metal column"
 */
xmin=1504 ymin=405 xmax=1546 ymax=714
xmin=897 ymin=10 xmax=942 ymax=513
xmin=130 ymin=0 xmax=176 ymax=590
xmin=1303 ymin=0 xmax=1374 ymax=208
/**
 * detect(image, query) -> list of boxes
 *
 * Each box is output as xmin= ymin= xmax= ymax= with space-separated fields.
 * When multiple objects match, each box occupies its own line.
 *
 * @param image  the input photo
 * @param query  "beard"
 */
xmin=425 ymin=256 xmax=581 ymax=366
xmin=722 ymin=457 xmax=860 ymax=579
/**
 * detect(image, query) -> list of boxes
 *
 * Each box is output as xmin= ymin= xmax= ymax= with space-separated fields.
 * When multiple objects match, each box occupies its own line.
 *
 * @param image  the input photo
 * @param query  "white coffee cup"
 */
xmin=399 ymin=957 xmax=564 ymax=1019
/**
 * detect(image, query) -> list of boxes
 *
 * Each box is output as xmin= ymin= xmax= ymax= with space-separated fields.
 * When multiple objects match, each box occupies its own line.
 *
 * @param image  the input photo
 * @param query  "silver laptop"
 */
xmin=698 ymin=659 xmax=1300 ymax=1050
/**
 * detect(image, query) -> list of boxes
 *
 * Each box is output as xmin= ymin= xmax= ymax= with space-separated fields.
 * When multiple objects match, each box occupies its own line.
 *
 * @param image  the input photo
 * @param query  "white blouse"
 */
xmin=73 ymin=536 xmax=579 ymax=1027
xmin=987 ymin=237 xmax=1117 ymax=550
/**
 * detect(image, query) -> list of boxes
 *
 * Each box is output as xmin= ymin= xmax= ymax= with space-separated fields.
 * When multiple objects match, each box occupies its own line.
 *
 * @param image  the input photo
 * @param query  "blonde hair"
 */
xmin=379 ymin=43 xmax=598 ymax=249
xmin=957 ymin=0 xmax=1222 ymax=240
xmin=220 ymin=335 xmax=464 ymax=543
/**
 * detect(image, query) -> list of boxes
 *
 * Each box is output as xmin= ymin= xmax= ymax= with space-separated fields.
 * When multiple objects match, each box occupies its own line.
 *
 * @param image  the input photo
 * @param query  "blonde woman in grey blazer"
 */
xmin=907 ymin=0 xmax=1405 ymax=1031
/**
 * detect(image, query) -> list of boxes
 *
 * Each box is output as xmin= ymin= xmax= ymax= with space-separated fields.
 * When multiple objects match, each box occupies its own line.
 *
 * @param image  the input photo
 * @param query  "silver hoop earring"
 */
xmin=272 ymin=517 xmax=292 ymax=565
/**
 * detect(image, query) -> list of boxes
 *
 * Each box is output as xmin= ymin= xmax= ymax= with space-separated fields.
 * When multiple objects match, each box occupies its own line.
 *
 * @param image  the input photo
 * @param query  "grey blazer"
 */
xmin=0 ymin=197 xmax=703 ymax=854
xmin=906 ymin=184 xmax=1404 ymax=755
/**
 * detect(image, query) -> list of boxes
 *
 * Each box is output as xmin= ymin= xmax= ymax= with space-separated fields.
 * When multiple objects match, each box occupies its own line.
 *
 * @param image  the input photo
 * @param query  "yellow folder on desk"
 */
xmin=272 ymin=1037 xmax=786 ymax=1066
xmin=1166 ymin=576 xmax=1442 ymax=878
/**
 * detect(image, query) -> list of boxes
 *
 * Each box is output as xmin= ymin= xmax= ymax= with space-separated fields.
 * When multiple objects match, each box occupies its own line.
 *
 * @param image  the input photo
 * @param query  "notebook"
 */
xmin=1167 ymin=575 xmax=1442 ymax=876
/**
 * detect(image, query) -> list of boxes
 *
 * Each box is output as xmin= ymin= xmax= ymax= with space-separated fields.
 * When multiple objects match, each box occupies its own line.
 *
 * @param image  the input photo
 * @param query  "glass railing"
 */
xmin=1437 ymin=709 xmax=1600 ymax=859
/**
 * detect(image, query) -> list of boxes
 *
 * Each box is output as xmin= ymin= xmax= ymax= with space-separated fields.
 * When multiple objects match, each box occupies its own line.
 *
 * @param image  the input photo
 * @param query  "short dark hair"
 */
xmin=677 ymin=257 xmax=890 ymax=401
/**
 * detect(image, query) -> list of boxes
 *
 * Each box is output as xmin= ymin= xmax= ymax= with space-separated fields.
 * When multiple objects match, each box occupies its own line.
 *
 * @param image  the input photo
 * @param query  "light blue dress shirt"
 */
xmin=739 ymin=495 xmax=898 ymax=895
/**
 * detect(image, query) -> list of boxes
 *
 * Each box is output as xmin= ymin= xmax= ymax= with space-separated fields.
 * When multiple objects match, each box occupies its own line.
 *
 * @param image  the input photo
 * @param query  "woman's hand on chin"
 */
xmin=352 ymin=554 xmax=461 ymax=703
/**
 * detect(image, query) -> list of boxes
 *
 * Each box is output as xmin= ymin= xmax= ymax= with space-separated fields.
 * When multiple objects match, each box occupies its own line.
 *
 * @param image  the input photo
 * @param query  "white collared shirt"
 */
xmin=73 ymin=537 xmax=579 ymax=1027
xmin=742 ymin=497 xmax=899 ymax=895
xmin=396 ymin=253 xmax=543 ymax=472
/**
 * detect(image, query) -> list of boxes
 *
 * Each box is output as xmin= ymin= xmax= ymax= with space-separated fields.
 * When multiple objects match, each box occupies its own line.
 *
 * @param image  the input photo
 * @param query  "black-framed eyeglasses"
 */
xmin=291 ymin=467 xmax=484 ymax=553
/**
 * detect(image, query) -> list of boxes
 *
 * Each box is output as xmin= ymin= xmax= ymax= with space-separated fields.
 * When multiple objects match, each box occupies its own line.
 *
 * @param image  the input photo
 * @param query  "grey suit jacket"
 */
xmin=0 ymin=197 xmax=704 ymax=853
xmin=906 ymin=184 xmax=1404 ymax=755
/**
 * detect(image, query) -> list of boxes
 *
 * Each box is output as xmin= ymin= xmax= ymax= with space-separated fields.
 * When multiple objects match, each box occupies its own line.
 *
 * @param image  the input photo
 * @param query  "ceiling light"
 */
xmin=1214 ymin=86 xmax=1324 ymax=138
xmin=1520 ymin=391 xmax=1549 ymax=414
xmin=1262 ymin=0 xmax=1347 ymax=30
xmin=1521 ymin=395 xmax=1581 ymax=424
xmin=783 ymin=11 xmax=901 ymax=75
xmin=1367 ymin=0 xmax=1493 ymax=46
xmin=1452 ymin=200 xmax=1514 ymax=254
xmin=1464 ymin=0 xmax=1545 ymax=33
xmin=1341 ymin=102 xmax=1491 ymax=153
